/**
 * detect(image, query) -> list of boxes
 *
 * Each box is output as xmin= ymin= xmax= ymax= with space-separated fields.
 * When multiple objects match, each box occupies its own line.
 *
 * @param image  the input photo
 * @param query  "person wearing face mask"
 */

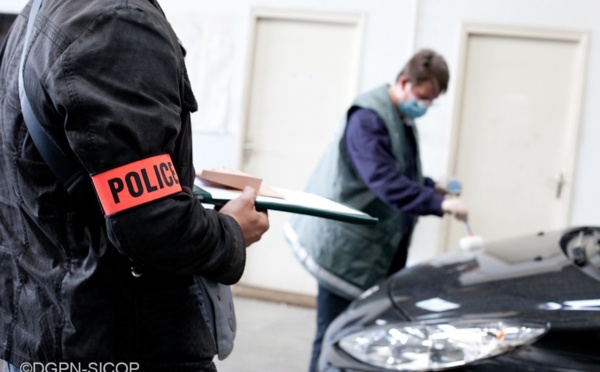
xmin=284 ymin=49 xmax=469 ymax=372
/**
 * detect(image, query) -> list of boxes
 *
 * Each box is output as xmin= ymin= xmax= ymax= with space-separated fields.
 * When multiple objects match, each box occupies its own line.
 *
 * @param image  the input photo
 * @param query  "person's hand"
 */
xmin=219 ymin=186 xmax=270 ymax=247
xmin=434 ymin=181 xmax=449 ymax=196
xmin=441 ymin=198 xmax=469 ymax=222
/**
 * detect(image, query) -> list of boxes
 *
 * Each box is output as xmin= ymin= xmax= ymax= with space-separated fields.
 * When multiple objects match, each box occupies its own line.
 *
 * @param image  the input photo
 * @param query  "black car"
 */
xmin=319 ymin=226 xmax=600 ymax=371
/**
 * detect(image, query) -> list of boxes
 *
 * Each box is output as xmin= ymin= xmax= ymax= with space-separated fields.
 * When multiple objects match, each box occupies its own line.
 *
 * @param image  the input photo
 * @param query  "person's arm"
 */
xmin=345 ymin=108 xmax=444 ymax=216
xmin=47 ymin=6 xmax=267 ymax=283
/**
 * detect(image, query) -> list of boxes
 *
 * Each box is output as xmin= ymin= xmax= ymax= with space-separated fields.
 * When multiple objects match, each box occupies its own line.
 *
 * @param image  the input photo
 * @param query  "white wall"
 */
xmin=0 ymin=1 xmax=24 ymax=12
xmin=4 ymin=0 xmax=600 ymax=291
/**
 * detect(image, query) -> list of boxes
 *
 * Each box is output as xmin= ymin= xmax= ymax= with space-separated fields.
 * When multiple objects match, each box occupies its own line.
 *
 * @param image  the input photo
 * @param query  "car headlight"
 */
xmin=338 ymin=319 xmax=549 ymax=371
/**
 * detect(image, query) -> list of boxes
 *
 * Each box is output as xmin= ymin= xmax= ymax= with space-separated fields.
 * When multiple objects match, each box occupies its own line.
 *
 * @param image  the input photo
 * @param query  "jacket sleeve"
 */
xmin=344 ymin=108 xmax=444 ymax=216
xmin=43 ymin=5 xmax=245 ymax=283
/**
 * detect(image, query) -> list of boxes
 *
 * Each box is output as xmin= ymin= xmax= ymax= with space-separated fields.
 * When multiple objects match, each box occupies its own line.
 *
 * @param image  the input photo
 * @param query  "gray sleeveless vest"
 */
xmin=286 ymin=84 xmax=424 ymax=299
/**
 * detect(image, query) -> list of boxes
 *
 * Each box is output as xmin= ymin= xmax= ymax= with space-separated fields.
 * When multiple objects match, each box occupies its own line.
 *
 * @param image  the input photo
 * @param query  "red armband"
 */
xmin=91 ymin=154 xmax=182 ymax=216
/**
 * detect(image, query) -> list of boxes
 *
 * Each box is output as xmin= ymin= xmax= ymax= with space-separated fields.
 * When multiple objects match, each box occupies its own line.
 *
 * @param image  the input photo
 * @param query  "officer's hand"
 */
xmin=219 ymin=186 xmax=270 ymax=247
xmin=441 ymin=198 xmax=469 ymax=222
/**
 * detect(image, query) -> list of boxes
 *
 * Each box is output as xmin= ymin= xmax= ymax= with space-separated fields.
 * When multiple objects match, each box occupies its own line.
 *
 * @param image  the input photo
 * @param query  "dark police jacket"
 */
xmin=0 ymin=0 xmax=245 ymax=370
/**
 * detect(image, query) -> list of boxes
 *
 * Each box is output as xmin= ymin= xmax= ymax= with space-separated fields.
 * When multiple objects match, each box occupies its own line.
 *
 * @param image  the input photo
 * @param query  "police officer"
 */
xmin=0 ymin=0 xmax=268 ymax=370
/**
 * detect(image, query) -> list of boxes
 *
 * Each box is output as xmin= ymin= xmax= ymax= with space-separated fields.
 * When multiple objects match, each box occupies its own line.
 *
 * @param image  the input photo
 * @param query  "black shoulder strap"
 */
xmin=18 ymin=0 xmax=88 ymax=197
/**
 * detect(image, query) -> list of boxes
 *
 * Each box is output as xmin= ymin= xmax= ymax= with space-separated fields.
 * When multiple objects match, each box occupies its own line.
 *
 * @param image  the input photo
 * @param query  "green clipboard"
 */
xmin=193 ymin=183 xmax=378 ymax=225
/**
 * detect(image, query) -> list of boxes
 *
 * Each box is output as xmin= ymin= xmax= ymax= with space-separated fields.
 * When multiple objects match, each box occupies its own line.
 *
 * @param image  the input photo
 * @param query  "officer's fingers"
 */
xmin=240 ymin=186 xmax=258 ymax=200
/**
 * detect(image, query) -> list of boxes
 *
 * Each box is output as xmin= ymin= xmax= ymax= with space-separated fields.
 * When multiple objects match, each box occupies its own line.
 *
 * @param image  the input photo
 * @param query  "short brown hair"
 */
xmin=397 ymin=49 xmax=449 ymax=93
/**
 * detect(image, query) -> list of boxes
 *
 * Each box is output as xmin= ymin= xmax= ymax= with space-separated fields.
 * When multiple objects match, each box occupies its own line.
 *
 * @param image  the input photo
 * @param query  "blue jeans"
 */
xmin=309 ymin=284 xmax=352 ymax=372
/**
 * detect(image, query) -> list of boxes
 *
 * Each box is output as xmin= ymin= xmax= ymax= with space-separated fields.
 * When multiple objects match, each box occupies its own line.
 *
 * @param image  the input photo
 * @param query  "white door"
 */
xmin=442 ymin=24 xmax=588 ymax=251
xmin=239 ymin=9 xmax=364 ymax=296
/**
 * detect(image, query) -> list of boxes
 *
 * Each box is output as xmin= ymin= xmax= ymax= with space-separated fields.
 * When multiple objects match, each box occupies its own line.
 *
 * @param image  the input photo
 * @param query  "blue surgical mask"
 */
xmin=398 ymin=98 xmax=429 ymax=119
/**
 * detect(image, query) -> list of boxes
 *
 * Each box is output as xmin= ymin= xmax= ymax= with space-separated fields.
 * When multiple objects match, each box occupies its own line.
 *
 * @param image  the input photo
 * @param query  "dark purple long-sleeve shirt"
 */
xmin=344 ymin=108 xmax=444 ymax=218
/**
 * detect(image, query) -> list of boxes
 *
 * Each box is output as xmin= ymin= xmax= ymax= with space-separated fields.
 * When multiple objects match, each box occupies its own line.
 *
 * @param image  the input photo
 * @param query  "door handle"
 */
xmin=547 ymin=173 xmax=565 ymax=199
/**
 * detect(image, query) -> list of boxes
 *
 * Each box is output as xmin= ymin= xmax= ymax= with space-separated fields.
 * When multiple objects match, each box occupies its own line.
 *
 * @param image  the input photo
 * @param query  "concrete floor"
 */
xmin=215 ymin=296 xmax=316 ymax=372
xmin=0 ymin=296 xmax=316 ymax=372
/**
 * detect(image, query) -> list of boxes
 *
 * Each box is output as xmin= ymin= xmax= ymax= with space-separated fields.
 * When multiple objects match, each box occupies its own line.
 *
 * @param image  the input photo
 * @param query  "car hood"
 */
xmin=390 ymin=227 xmax=600 ymax=330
